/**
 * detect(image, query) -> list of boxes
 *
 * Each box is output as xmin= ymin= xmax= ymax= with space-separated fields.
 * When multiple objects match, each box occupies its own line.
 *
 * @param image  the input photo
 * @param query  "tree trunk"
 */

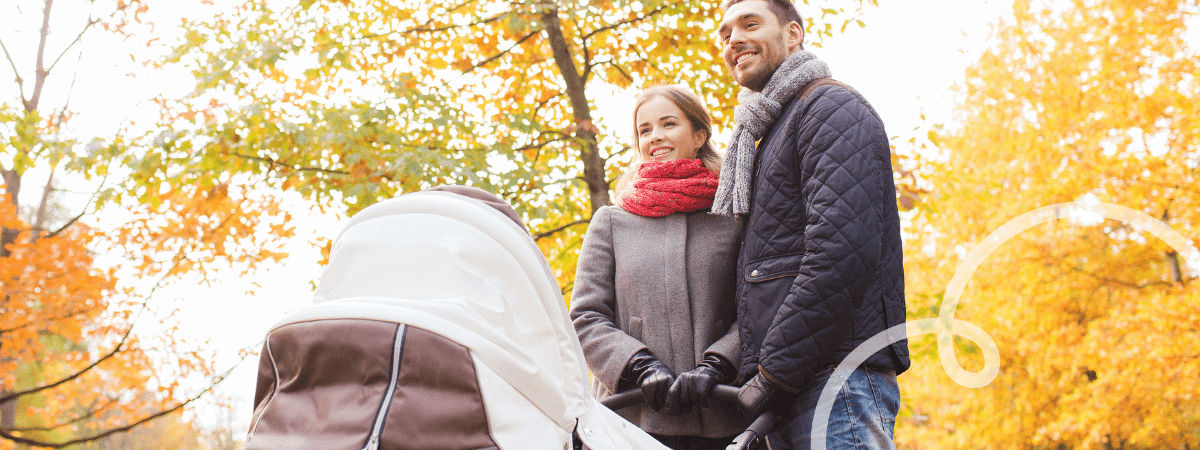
xmin=0 ymin=397 xmax=13 ymax=443
xmin=0 ymin=169 xmax=19 ymax=448
xmin=1 ymin=169 xmax=19 ymax=257
xmin=540 ymin=6 xmax=610 ymax=214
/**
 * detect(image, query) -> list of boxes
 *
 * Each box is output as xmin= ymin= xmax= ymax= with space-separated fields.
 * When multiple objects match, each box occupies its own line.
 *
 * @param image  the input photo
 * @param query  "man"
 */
xmin=711 ymin=1 xmax=910 ymax=448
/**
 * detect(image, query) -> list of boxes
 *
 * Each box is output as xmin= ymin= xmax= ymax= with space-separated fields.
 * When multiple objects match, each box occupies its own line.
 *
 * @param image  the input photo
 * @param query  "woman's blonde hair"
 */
xmin=614 ymin=86 xmax=722 ymax=201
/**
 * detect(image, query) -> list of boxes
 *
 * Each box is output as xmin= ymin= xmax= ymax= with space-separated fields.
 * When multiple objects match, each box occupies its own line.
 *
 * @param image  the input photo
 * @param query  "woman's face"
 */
xmin=635 ymin=96 xmax=706 ymax=163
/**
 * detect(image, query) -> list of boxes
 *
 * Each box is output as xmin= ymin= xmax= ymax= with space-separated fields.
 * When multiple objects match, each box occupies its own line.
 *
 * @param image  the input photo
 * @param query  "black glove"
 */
xmin=622 ymin=350 xmax=676 ymax=411
xmin=737 ymin=371 xmax=794 ymax=421
xmin=666 ymin=353 xmax=736 ymax=414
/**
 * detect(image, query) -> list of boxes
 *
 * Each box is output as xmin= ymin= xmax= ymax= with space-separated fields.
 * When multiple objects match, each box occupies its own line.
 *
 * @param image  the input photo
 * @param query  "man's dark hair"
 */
xmin=721 ymin=0 xmax=803 ymax=27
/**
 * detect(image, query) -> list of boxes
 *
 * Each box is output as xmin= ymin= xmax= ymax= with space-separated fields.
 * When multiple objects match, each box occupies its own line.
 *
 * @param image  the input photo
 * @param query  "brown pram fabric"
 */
xmin=247 ymin=319 xmax=498 ymax=450
xmin=246 ymin=191 xmax=675 ymax=450
xmin=383 ymin=326 xmax=498 ymax=450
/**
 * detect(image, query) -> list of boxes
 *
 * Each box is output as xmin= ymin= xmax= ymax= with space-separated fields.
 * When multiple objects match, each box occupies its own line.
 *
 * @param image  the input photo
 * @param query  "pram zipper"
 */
xmin=363 ymin=324 xmax=407 ymax=450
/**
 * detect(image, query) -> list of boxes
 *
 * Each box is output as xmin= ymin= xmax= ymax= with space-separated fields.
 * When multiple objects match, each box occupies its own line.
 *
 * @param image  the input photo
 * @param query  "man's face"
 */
xmin=718 ymin=0 xmax=800 ymax=91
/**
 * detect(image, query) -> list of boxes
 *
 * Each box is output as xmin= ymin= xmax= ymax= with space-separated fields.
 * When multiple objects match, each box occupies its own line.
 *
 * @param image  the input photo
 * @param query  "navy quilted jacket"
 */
xmin=734 ymin=82 xmax=910 ymax=390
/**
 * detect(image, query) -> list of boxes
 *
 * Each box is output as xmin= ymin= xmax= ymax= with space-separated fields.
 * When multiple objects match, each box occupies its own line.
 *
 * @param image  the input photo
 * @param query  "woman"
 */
xmin=570 ymin=86 xmax=745 ymax=449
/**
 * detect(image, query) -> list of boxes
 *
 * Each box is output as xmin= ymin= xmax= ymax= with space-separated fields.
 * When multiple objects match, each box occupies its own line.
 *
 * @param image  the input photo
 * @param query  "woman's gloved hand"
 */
xmin=623 ymin=350 xmax=676 ymax=411
xmin=665 ymin=353 xmax=736 ymax=414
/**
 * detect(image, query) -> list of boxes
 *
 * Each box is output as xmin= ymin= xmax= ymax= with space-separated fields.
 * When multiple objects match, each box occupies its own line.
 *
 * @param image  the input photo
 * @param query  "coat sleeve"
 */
xmin=704 ymin=321 xmax=740 ymax=365
xmin=570 ymin=207 xmax=648 ymax=394
xmin=757 ymin=87 xmax=887 ymax=391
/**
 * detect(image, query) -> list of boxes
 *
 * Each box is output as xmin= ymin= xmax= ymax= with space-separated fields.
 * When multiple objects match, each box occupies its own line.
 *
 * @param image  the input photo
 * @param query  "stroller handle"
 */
xmin=598 ymin=385 xmax=775 ymax=450
xmin=726 ymin=409 xmax=776 ymax=450
xmin=598 ymin=384 xmax=741 ymax=411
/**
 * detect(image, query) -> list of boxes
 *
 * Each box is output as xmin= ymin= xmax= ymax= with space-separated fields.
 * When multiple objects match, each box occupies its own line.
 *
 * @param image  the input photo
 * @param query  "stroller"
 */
xmin=243 ymin=189 xmax=673 ymax=449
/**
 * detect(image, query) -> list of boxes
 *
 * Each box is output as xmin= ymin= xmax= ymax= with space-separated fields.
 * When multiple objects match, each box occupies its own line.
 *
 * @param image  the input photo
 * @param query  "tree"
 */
xmin=163 ymin=0 xmax=877 ymax=296
xmin=73 ymin=407 xmax=204 ymax=450
xmin=896 ymin=0 xmax=1200 ymax=448
xmin=1 ymin=0 xmax=291 ymax=447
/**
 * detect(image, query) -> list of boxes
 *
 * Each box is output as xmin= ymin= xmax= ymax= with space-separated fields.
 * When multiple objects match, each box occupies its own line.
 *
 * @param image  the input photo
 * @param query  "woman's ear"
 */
xmin=694 ymin=129 xmax=708 ymax=151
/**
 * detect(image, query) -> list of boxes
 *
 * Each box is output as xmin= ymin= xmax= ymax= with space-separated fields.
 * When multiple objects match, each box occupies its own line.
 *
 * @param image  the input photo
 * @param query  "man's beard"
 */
xmin=730 ymin=43 xmax=784 ymax=92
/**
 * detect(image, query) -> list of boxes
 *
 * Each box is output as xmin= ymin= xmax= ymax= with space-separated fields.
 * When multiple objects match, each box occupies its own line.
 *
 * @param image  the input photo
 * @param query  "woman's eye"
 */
xmin=639 ymin=128 xmax=650 ymax=136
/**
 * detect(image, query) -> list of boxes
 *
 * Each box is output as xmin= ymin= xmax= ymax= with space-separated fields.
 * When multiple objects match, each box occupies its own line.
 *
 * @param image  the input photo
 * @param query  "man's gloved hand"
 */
xmin=623 ymin=350 xmax=676 ymax=411
xmin=737 ymin=371 xmax=793 ymax=421
xmin=665 ymin=354 xmax=736 ymax=414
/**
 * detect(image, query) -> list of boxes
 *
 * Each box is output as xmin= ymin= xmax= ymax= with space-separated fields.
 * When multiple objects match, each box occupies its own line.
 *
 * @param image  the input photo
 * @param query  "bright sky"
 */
xmin=3 ymin=0 xmax=1012 ymax=434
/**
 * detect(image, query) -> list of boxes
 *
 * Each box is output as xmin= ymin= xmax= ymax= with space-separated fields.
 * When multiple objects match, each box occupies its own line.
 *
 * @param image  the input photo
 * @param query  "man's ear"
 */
xmin=785 ymin=20 xmax=804 ymax=52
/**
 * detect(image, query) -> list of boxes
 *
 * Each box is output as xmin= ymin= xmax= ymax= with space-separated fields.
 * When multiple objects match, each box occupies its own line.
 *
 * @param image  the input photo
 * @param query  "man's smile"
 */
xmin=735 ymin=50 xmax=759 ymax=68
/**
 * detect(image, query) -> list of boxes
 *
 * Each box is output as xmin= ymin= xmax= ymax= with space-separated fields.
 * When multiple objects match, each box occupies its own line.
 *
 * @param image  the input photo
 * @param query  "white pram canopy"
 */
xmin=246 ymin=191 xmax=669 ymax=450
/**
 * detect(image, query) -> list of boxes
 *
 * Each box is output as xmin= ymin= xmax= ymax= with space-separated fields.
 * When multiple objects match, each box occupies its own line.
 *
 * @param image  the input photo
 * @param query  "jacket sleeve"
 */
xmin=569 ymin=207 xmax=648 ymax=394
xmin=757 ymin=87 xmax=887 ymax=391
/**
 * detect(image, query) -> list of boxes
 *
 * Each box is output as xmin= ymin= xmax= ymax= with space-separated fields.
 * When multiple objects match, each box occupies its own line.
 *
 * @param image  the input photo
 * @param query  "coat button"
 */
xmin=751 ymin=270 xmax=759 ymax=277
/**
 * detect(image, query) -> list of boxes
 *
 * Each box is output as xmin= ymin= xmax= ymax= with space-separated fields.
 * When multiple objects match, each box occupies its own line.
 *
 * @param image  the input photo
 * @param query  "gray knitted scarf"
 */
xmin=712 ymin=50 xmax=831 ymax=216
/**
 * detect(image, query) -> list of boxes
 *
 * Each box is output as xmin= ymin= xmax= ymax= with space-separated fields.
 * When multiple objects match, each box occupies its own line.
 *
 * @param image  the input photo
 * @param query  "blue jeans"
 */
xmin=765 ymin=367 xmax=899 ymax=450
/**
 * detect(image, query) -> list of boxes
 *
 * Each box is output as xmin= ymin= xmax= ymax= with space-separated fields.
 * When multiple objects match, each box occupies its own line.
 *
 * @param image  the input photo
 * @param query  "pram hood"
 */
xmin=250 ymin=191 xmax=667 ymax=450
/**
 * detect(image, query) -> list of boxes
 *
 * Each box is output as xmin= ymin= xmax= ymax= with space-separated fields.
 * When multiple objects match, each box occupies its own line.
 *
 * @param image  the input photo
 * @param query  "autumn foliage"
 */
xmin=163 ymin=0 xmax=876 ymax=297
xmin=2 ymin=0 xmax=293 ymax=447
xmin=5 ymin=0 xmax=1199 ymax=447
xmin=1 ymin=193 xmax=158 ymax=446
xmin=897 ymin=0 xmax=1200 ymax=448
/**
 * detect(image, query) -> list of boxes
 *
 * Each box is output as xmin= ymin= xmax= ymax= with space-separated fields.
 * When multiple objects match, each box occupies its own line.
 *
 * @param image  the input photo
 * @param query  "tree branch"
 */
xmin=1 ymin=398 xmax=107 ymax=432
xmin=45 ymin=16 xmax=99 ymax=75
xmin=44 ymin=210 xmax=84 ymax=239
xmin=363 ymin=10 xmax=510 ymax=39
xmin=0 ymin=355 xmax=245 ymax=448
xmin=0 ymin=37 xmax=26 ymax=104
xmin=0 ymin=254 xmax=178 ymax=404
xmin=577 ymin=5 xmax=670 ymax=82
xmin=589 ymin=59 xmax=635 ymax=85
xmin=581 ymin=4 xmax=670 ymax=44
xmin=534 ymin=219 xmax=589 ymax=241
xmin=0 ymin=316 xmax=137 ymax=404
xmin=219 ymin=150 xmax=349 ymax=176
xmin=604 ymin=144 xmax=633 ymax=162
xmin=512 ymin=134 xmax=570 ymax=167
xmin=0 ymin=306 xmax=98 ymax=334
xmin=1032 ymin=243 xmax=1177 ymax=290
xmin=45 ymin=145 xmax=115 ymax=240
xmin=458 ymin=30 xmax=540 ymax=77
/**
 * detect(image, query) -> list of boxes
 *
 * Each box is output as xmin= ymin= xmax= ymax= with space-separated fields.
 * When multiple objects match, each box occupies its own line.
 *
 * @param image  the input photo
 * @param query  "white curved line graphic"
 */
xmin=809 ymin=201 xmax=1200 ymax=450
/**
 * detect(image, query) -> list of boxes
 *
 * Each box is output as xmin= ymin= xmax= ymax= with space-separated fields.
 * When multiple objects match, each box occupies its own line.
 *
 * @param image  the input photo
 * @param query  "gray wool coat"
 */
xmin=570 ymin=205 xmax=747 ymax=438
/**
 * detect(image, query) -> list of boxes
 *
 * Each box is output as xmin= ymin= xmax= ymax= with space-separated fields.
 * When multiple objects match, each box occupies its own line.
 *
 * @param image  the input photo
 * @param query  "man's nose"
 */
xmin=729 ymin=28 xmax=748 ymax=47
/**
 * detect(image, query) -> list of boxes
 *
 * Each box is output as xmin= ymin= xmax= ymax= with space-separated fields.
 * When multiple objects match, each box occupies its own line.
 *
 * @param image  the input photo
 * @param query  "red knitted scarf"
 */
xmin=620 ymin=158 xmax=719 ymax=217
